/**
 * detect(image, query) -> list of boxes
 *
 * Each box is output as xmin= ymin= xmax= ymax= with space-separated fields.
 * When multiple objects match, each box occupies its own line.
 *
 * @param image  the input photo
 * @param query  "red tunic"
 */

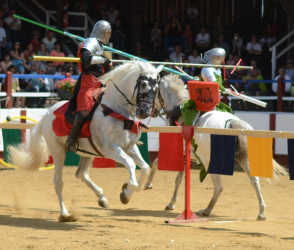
xmin=76 ymin=43 xmax=104 ymax=112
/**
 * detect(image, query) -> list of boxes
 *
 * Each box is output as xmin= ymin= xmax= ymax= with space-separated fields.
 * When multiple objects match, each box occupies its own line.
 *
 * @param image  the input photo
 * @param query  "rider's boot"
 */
xmin=66 ymin=111 xmax=89 ymax=152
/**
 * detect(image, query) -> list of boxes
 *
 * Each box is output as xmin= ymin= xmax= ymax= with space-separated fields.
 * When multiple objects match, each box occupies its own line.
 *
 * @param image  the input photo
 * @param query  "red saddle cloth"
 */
xmin=53 ymin=102 xmax=91 ymax=137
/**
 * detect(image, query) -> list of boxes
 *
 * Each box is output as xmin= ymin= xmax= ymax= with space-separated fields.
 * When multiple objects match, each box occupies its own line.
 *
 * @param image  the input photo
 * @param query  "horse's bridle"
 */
xmin=110 ymin=73 xmax=159 ymax=109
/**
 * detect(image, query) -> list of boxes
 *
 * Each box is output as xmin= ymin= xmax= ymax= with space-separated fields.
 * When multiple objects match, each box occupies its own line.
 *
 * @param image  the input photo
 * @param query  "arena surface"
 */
xmin=0 ymin=166 xmax=293 ymax=249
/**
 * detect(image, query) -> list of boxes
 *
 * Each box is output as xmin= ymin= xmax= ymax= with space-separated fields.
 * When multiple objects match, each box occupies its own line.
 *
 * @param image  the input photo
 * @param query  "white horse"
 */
xmin=144 ymin=74 xmax=288 ymax=220
xmin=8 ymin=61 xmax=163 ymax=222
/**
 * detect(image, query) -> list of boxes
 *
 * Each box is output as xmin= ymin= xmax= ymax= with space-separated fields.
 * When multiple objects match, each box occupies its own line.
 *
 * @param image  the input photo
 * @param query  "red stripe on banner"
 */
xmin=93 ymin=158 xmax=116 ymax=168
xmin=158 ymin=133 xmax=184 ymax=171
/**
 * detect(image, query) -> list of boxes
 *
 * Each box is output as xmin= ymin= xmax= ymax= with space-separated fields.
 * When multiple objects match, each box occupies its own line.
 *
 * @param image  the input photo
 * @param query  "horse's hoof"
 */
xmin=59 ymin=214 xmax=77 ymax=222
xmin=122 ymin=182 xmax=128 ymax=191
xmin=98 ymin=199 xmax=109 ymax=208
xmin=165 ymin=205 xmax=174 ymax=210
xmin=197 ymin=209 xmax=209 ymax=216
xmin=143 ymin=183 xmax=153 ymax=190
xmin=257 ymin=215 xmax=267 ymax=221
xmin=120 ymin=191 xmax=130 ymax=204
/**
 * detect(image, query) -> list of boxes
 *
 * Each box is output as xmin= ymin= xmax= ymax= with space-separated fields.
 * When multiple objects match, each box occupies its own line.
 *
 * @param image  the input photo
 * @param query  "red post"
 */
xmin=167 ymin=126 xmax=209 ymax=224
xmin=277 ymin=77 xmax=285 ymax=112
xmin=5 ymin=71 xmax=12 ymax=108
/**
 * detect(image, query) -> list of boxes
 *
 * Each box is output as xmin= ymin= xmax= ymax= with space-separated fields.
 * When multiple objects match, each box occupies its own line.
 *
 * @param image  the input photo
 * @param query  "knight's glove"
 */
xmin=103 ymin=56 xmax=113 ymax=72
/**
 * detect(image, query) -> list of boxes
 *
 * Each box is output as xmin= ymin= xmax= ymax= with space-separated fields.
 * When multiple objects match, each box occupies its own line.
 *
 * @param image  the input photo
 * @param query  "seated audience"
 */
xmin=50 ymin=41 xmax=65 ymax=67
xmin=285 ymin=59 xmax=294 ymax=80
xmin=0 ymin=18 xmax=11 ymax=59
xmin=169 ymin=45 xmax=185 ymax=63
xmin=272 ymin=67 xmax=291 ymax=95
xmin=0 ymin=53 xmax=12 ymax=72
xmin=107 ymin=4 xmax=119 ymax=26
xmin=9 ymin=41 xmax=25 ymax=74
xmin=23 ymin=42 xmax=33 ymax=61
xmin=164 ymin=15 xmax=185 ymax=49
xmin=30 ymin=30 xmax=41 ymax=52
xmin=188 ymin=48 xmax=201 ymax=76
xmin=232 ymin=33 xmax=244 ymax=57
xmin=186 ymin=2 xmax=199 ymax=27
xmin=42 ymin=30 xmax=57 ymax=53
xmin=218 ymin=33 xmax=230 ymax=55
xmin=195 ymin=27 xmax=210 ymax=55
xmin=246 ymin=34 xmax=262 ymax=63
xmin=225 ymin=53 xmax=235 ymax=76
xmin=113 ymin=19 xmax=125 ymax=50
xmin=26 ymin=65 xmax=50 ymax=108
xmin=4 ymin=9 xmax=21 ymax=43
xmin=260 ymin=21 xmax=276 ymax=50
xmin=183 ymin=24 xmax=193 ymax=52
xmin=150 ymin=22 xmax=161 ymax=51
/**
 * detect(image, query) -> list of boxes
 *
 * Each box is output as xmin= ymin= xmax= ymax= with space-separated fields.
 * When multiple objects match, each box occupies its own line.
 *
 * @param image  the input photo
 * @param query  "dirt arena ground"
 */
xmin=0 ymin=165 xmax=293 ymax=250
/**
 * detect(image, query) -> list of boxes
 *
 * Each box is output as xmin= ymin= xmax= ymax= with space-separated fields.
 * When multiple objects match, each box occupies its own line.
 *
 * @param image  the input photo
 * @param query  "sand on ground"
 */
xmin=0 ymin=165 xmax=293 ymax=250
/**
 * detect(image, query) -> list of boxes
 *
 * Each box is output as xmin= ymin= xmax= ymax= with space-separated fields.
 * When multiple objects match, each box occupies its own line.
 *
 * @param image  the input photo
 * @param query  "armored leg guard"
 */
xmin=66 ymin=112 xmax=89 ymax=153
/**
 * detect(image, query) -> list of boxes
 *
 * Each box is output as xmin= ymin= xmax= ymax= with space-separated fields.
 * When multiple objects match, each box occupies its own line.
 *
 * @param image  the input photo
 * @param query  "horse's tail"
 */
xmin=230 ymin=119 xmax=288 ymax=181
xmin=7 ymin=118 xmax=50 ymax=171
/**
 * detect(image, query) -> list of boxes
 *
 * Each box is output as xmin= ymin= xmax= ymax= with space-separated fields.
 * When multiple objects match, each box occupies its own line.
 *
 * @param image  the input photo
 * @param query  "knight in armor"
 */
xmin=169 ymin=48 xmax=232 ymax=126
xmin=65 ymin=20 xmax=112 ymax=152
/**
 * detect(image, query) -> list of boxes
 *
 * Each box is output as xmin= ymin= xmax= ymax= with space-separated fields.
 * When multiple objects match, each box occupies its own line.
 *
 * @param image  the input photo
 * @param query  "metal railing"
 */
xmin=270 ymin=29 xmax=294 ymax=79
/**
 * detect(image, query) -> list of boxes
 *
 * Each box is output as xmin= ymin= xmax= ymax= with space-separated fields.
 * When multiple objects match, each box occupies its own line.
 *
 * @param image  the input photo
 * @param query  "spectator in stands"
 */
xmin=93 ymin=0 xmax=109 ymax=12
xmin=1 ymin=0 xmax=14 ymax=15
xmin=285 ymin=59 xmax=294 ymax=80
xmin=218 ymin=33 xmax=230 ymax=55
xmin=9 ymin=41 xmax=25 ymax=74
xmin=54 ymin=65 xmax=64 ymax=92
xmin=107 ymin=4 xmax=119 ymax=26
xmin=150 ymin=22 xmax=161 ymax=51
xmin=169 ymin=45 xmax=185 ymax=63
xmin=0 ymin=18 xmax=10 ymax=58
xmin=23 ymin=42 xmax=33 ymax=61
xmin=26 ymin=65 xmax=50 ymax=108
xmin=232 ymin=32 xmax=244 ymax=58
xmin=195 ymin=27 xmax=210 ymax=55
xmin=134 ymin=42 xmax=142 ymax=57
xmin=231 ymin=54 xmax=246 ymax=92
xmin=74 ymin=0 xmax=88 ymax=12
xmin=0 ymin=8 xmax=6 ymax=20
xmin=164 ymin=15 xmax=184 ymax=50
xmin=46 ymin=61 xmax=55 ymax=74
xmin=42 ymin=30 xmax=57 ymax=53
xmin=4 ymin=8 xmax=21 ymax=43
xmin=182 ymin=58 xmax=193 ymax=76
xmin=113 ymin=19 xmax=125 ymax=50
xmin=167 ymin=0 xmax=179 ymax=20
xmin=246 ymin=59 xmax=262 ymax=76
xmin=0 ymin=53 xmax=12 ymax=72
xmin=260 ymin=21 xmax=276 ymax=50
xmin=66 ymin=65 xmax=78 ymax=75
xmin=37 ymin=42 xmax=49 ymax=57
xmin=30 ymin=30 xmax=41 ymax=52
xmin=188 ymin=48 xmax=201 ymax=76
xmin=98 ymin=8 xmax=109 ymax=22
xmin=186 ymin=2 xmax=198 ymax=27
xmin=243 ymin=68 xmax=267 ymax=110
xmin=246 ymin=34 xmax=262 ymax=62
xmin=7 ymin=64 xmax=26 ymax=108
xmin=272 ymin=67 xmax=291 ymax=95
xmin=225 ymin=53 xmax=235 ymax=76
xmin=49 ymin=41 xmax=65 ymax=67
xmin=183 ymin=24 xmax=193 ymax=52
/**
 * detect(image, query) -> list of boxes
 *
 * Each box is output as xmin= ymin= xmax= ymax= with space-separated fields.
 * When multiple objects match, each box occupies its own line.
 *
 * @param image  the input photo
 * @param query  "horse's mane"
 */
xmin=100 ymin=61 xmax=156 ymax=87
xmin=162 ymin=74 xmax=189 ymax=101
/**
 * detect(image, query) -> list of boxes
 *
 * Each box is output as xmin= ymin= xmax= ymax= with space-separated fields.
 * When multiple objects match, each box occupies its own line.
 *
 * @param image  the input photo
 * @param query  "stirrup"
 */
xmin=136 ymin=141 xmax=144 ymax=146
xmin=66 ymin=139 xmax=78 ymax=153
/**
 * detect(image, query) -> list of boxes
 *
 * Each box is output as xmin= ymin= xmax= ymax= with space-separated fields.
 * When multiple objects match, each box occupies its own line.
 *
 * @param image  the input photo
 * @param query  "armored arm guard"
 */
xmin=81 ymin=38 xmax=105 ymax=67
xmin=201 ymin=68 xmax=217 ymax=82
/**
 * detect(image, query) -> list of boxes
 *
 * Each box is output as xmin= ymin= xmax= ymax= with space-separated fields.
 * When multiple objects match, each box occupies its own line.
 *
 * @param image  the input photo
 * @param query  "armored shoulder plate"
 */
xmin=83 ymin=38 xmax=104 ymax=56
xmin=201 ymin=67 xmax=219 ymax=82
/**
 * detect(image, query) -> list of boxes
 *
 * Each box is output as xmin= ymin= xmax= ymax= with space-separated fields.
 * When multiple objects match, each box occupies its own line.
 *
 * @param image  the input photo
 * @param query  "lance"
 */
xmin=33 ymin=55 xmax=252 ymax=70
xmin=14 ymin=14 xmax=199 ymax=81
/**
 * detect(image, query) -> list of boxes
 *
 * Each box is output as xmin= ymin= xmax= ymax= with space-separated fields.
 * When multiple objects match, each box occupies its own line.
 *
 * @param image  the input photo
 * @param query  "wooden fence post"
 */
xmin=5 ymin=72 xmax=12 ymax=108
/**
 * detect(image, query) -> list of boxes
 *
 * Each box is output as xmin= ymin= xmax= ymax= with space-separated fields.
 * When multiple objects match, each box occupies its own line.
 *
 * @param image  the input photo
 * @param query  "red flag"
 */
xmin=158 ymin=133 xmax=184 ymax=171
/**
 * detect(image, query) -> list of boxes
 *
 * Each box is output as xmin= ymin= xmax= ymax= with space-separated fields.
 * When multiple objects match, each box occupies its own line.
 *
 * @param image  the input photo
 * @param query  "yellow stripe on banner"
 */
xmin=247 ymin=136 xmax=273 ymax=178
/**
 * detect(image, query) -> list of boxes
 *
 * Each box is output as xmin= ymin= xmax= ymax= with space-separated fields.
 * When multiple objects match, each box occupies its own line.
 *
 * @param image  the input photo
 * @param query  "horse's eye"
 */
xmin=141 ymin=81 xmax=148 ymax=88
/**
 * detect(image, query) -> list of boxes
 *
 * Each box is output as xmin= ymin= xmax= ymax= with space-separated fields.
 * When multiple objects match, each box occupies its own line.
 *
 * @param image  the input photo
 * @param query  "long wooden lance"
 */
xmin=33 ymin=55 xmax=252 ymax=70
xmin=14 ymin=14 xmax=199 ymax=81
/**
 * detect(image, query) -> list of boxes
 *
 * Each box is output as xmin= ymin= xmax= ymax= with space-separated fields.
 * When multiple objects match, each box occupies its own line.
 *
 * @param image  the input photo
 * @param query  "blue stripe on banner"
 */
xmin=287 ymin=139 xmax=294 ymax=180
xmin=208 ymin=135 xmax=236 ymax=175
